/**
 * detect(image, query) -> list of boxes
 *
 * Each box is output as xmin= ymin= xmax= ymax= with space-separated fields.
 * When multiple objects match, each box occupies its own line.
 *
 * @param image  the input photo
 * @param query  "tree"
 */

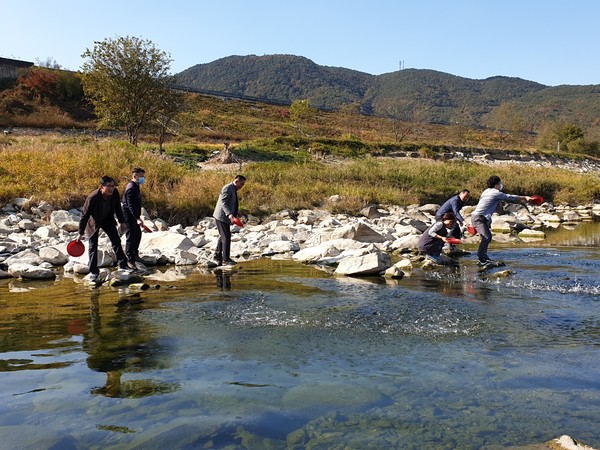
xmin=155 ymin=88 xmax=185 ymax=154
xmin=289 ymin=99 xmax=314 ymax=135
xmin=536 ymin=121 xmax=584 ymax=152
xmin=81 ymin=36 xmax=176 ymax=145
xmin=18 ymin=67 xmax=58 ymax=100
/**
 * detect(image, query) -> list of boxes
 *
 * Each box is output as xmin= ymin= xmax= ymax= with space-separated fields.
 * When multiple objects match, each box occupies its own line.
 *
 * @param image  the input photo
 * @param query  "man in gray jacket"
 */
xmin=212 ymin=175 xmax=246 ymax=265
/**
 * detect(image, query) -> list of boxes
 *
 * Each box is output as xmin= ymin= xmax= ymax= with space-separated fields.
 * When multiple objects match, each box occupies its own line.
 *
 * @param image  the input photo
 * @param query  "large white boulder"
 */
xmin=334 ymin=251 xmax=392 ymax=276
xmin=8 ymin=263 xmax=56 ymax=279
xmin=4 ymin=250 xmax=43 ymax=266
xmin=50 ymin=210 xmax=80 ymax=232
xmin=39 ymin=246 xmax=68 ymax=266
xmin=139 ymin=231 xmax=195 ymax=260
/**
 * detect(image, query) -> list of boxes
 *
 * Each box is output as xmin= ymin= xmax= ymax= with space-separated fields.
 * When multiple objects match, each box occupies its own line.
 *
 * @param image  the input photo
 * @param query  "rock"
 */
xmin=268 ymin=240 xmax=300 ymax=253
xmin=518 ymin=229 xmax=546 ymax=239
xmin=13 ymin=197 xmax=32 ymax=209
xmin=139 ymin=231 xmax=195 ymax=262
xmin=50 ymin=210 xmax=80 ymax=232
xmin=128 ymin=283 xmax=150 ymax=291
xmin=39 ymin=246 xmax=68 ymax=266
xmin=360 ymin=205 xmax=386 ymax=219
xmin=5 ymin=250 xmax=43 ymax=266
xmin=8 ymin=263 xmax=56 ymax=279
xmin=18 ymin=219 xmax=36 ymax=230
xmin=330 ymin=222 xmax=386 ymax=243
xmin=108 ymin=270 xmax=144 ymax=286
xmin=560 ymin=210 xmax=583 ymax=222
xmin=0 ymin=269 xmax=13 ymax=279
xmin=418 ymin=203 xmax=439 ymax=215
xmin=383 ymin=265 xmax=404 ymax=279
xmin=489 ymin=270 xmax=514 ymax=278
xmin=174 ymin=250 xmax=199 ymax=265
xmin=34 ymin=226 xmax=58 ymax=239
xmin=538 ymin=213 xmax=561 ymax=224
xmin=334 ymin=251 xmax=392 ymax=276
xmin=395 ymin=258 xmax=414 ymax=271
xmin=550 ymin=435 xmax=596 ymax=450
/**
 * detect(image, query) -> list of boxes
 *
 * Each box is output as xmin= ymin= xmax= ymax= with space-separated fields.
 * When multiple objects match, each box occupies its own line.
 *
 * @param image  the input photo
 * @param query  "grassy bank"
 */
xmin=1 ymin=135 xmax=598 ymax=225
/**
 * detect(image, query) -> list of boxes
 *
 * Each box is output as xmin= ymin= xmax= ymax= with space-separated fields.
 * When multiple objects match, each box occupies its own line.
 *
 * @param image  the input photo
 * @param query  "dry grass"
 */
xmin=1 ymin=135 xmax=598 ymax=225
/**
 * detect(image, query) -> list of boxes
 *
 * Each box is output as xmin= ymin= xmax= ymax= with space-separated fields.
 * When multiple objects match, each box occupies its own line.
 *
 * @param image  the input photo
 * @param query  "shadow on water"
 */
xmin=0 ymin=222 xmax=599 ymax=448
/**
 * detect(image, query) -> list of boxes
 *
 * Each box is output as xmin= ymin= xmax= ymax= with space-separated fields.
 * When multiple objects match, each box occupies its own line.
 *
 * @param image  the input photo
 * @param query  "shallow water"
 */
xmin=1 ymin=223 xmax=599 ymax=449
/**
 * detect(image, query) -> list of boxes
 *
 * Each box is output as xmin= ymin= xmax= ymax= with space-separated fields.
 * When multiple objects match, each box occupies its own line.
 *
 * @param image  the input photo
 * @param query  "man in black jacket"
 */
xmin=122 ymin=167 xmax=145 ymax=269
xmin=77 ymin=176 xmax=128 ymax=281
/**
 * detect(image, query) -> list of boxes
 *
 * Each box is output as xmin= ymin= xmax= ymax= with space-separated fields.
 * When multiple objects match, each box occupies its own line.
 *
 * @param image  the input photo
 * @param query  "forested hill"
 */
xmin=175 ymin=54 xmax=600 ymax=133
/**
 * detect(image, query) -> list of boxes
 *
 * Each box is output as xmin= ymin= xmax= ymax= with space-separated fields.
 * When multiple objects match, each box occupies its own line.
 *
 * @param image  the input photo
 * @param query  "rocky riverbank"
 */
xmin=1 ymin=196 xmax=599 ymax=282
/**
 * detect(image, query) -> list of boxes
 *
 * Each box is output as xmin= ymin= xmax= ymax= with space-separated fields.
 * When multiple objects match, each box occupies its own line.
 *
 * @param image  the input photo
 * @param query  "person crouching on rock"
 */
xmin=418 ymin=212 xmax=459 ymax=266
xmin=77 ymin=176 xmax=129 ymax=282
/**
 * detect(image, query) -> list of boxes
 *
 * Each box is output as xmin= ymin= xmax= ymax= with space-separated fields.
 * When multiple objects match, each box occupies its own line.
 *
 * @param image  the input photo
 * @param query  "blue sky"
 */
xmin=2 ymin=0 xmax=599 ymax=86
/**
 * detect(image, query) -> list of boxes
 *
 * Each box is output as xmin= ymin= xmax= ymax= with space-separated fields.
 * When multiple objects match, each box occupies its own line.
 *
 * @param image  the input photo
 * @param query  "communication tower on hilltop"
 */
xmin=399 ymin=60 xmax=405 ymax=70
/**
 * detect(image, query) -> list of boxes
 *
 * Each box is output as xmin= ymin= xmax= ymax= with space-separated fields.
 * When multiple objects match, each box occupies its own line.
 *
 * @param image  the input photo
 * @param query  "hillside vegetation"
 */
xmin=1 ymin=134 xmax=599 ymax=226
xmin=176 ymin=54 xmax=600 ymax=140
xmin=1 ymin=64 xmax=599 ymax=225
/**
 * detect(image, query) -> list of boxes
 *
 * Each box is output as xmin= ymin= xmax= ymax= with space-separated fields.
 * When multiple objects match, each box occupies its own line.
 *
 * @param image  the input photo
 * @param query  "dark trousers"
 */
xmin=88 ymin=222 xmax=128 ymax=275
xmin=473 ymin=214 xmax=492 ymax=262
xmin=124 ymin=216 xmax=142 ymax=263
xmin=214 ymin=219 xmax=232 ymax=262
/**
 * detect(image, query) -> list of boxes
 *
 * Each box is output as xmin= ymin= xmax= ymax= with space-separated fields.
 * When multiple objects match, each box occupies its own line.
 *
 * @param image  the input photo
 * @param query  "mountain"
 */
xmin=175 ymin=54 xmax=600 ymax=133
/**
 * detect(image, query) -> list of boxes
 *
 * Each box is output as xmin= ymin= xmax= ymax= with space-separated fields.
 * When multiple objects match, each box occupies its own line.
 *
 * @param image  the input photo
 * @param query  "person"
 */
xmin=471 ymin=175 xmax=532 ymax=266
xmin=212 ymin=175 xmax=246 ymax=265
xmin=122 ymin=167 xmax=145 ymax=270
xmin=418 ymin=212 xmax=460 ymax=265
xmin=435 ymin=189 xmax=470 ymax=238
xmin=77 ymin=176 xmax=129 ymax=282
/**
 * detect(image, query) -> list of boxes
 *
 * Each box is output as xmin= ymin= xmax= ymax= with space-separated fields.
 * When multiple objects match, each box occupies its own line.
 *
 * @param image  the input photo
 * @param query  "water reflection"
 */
xmin=215 ymin=269 xmax=232 ymax=290
xmin=1 ymin=222 xmax=600 ymax=448
xmin=84 ymin=290 xmax=178 ymax=398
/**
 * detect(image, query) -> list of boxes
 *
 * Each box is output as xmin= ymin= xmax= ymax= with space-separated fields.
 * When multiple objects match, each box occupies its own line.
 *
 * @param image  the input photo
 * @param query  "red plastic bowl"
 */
xmin=67 ymin=240 xmax=85 ymax=257
xmin=232 ymin=217 xmax=244 ymax=227
xmin=467 ymin=226 xmax=477 ymax=236
xmin=446 ymin=237 xmax=462 ymax=245
xmin=530 ymin=195 xmax=544 ymax=205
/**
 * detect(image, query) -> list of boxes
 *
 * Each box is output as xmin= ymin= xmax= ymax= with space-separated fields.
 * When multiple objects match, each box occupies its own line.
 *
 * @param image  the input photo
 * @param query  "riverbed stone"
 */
xmin=50 ymin=210 xmax=80 ymax=232
xmin=334 ymin=251 xmax=392 ymax=276
xmin=0 ymin=269 xmax=12 ymax=279
xmin=331 ymin=222 xmax=386 ymax=243
xmin=8 ymin=263 xmax=56 ymax=279
xmin=5 ymin=250 xmax=44 ymax=266
xmin=18 ymin=219 xmax=36 ymax=230
xmin=139 ymin=231 xmax=195 ymax=258
xmin=518 ymin=229 xmax=546 ymax=239
xmin=268 ymin=240 xmax=300 ymax=253
xmin=34 ymin=226 xmax=58 ymax=239
xmin=39 ymin=246 xmax=68 ymax=266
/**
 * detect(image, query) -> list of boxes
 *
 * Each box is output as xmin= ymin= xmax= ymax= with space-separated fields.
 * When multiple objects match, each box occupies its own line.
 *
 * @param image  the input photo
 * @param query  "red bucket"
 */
xmin=467 ymin=226 xmax=477 ymax=236
xmin=232 ymin=217 xmax=244 ymax=227
xmin=530 ymin=195 xmax=544 ymax=206
xmin=446 ymin=237 xmax=462 ymax=245
xmin=67 ymin=240 xmax=85 ymax=257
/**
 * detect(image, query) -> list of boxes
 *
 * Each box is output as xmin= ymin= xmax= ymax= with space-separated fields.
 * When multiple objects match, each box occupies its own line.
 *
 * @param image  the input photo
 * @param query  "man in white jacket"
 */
xmin=471 ymin=175 xmax=532 ymax=266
